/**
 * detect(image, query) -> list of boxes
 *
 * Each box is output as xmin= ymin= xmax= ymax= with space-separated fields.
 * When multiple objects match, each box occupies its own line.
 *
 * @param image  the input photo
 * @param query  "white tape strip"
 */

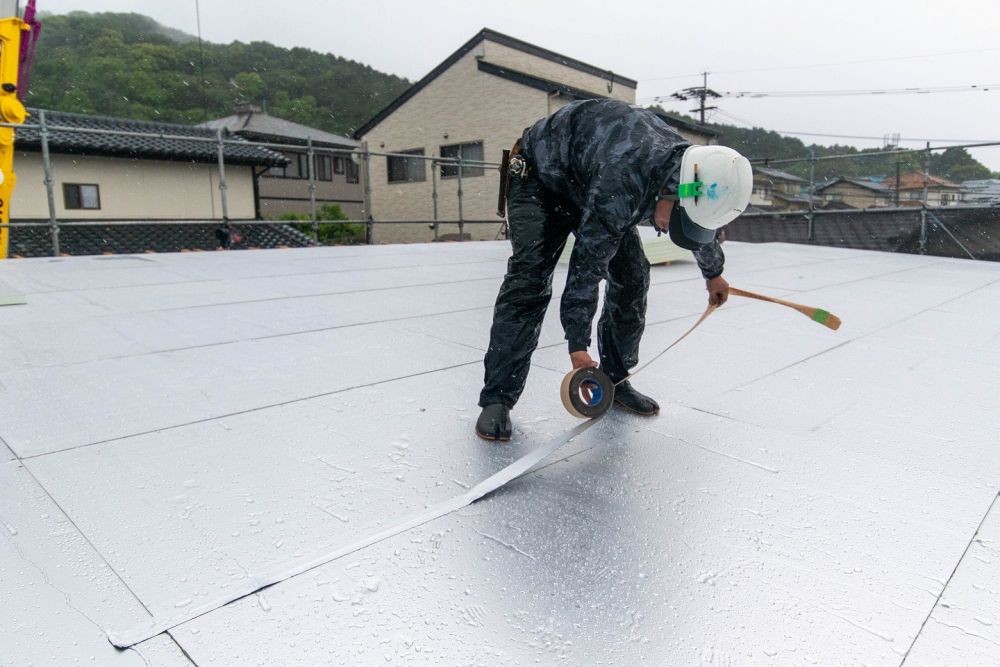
xmin=107 ymin=419 xmax=599 ymax=648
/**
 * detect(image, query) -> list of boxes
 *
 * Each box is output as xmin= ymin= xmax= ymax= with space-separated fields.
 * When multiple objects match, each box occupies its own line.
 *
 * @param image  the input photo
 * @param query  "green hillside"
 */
xmin=24 ymin=12 xmax=998 ymax=180
xmin=27 ymin=11 xmax=411 ymax=136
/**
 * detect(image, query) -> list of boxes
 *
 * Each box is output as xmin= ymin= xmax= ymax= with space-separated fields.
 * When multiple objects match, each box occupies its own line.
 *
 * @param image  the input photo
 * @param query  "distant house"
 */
xmin=650 ymin=112 xmax=716 ymax=146
xmin=201 ymin=105 xmax=364 ymax=219
xmin=961 ymin=178 xmax=1000 ymax=204
xmin=883 ymin=172 xmax=962 ymax=207
xmin=355 ymin=28 xmax=638 ymax=243
xmin=751 ymin=167 xmax=810 ymax=210
xmin=815 ymin=177 xmax=892 ymax=209
xmin=12 ymin=108 xmax=286 ymax=222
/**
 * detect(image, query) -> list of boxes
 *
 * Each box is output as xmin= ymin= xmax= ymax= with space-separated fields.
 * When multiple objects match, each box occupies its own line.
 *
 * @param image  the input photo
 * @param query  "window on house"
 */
xmin=440 ymin=141 xmax=484 ymax=178
xmin=346 ymin=158 xmax=360 ymax=184
xmin=269 ymin=151 xmax=301 ymax=178
xmin=387 ymin=149 xmax=425 ymax=183
xmin=63 ymin=183 xmax=100 ymax=210
xmin=315 ymin=155 xmax=333 ymax=181
xmin=333 ymin=156 xmax=345 ymax=175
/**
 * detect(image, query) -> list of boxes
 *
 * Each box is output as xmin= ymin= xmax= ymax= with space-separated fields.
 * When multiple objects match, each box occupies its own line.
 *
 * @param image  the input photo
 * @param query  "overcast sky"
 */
xmin=37 ymin=0 xmax=1000 ymax=171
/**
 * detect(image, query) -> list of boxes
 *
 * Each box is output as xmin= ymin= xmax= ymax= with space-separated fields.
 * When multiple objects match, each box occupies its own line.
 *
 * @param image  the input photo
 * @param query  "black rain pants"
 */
xmin=479 ymin=169 xmax=650 ymax=408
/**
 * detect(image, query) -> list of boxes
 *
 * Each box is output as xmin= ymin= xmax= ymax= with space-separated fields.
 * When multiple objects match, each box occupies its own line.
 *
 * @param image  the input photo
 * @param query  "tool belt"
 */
xmin=496 ymin=138 xmax=525 ymax=218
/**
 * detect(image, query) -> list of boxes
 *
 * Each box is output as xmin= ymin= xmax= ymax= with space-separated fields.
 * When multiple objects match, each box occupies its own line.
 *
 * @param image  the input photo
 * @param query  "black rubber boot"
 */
xmin=476 ymin=404 xmax=512 ymax=441
xmin=614 ymin=381 xmax=660 ymax=416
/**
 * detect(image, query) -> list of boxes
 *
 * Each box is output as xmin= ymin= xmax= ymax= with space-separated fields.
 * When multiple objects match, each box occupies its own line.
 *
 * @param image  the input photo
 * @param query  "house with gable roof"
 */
xmin=883 ymin=171 xmax=962 ymax=207
xmin=201 ymin=105 xmax=364 ymax=219
xmin=815 ymin=176 xmax=893 ymax=209
xmin=5 ymin=109 xmax=317 ymax=258
xmin=354 ymin=28 xmax=639 ymax=243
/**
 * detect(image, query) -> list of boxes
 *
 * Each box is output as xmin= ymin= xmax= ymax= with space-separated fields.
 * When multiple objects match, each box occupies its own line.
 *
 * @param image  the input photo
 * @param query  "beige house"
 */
xmin=815 ymin=177 xmax=892 ymax=209
xmin=201 ymin=106 xmax=364 ymax=219
xmin=12 ymin=109 xmax=285 ymax=222
xmin=883 ymin=171 xmax=963 ymax=207
xmin=650 ymin=111 xmax=716 ymax=147
xmin=751 ymin=167 xmax=812 ymax=210
xmin=355 ymin=28 xmax=638 ymax=243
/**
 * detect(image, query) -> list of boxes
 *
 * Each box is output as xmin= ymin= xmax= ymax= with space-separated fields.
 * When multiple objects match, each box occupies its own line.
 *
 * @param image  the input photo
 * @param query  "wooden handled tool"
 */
xmin=729 ymin=287 xmax=841 ymax=331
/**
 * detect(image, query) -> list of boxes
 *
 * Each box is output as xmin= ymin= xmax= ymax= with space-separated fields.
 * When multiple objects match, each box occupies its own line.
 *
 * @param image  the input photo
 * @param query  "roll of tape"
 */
xmin=560 ymin=367 xmax=615 ymax=419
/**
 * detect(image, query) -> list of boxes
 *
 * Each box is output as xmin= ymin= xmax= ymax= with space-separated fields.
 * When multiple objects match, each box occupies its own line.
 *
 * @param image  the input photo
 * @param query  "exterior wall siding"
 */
xmin=481 ymin=41 xmax=634 ymax=102
xmin=256 ymin=149 xmax=365 ymax=218
xmin=10 ymin=153 xmax=257 ymax=220
xmin=360 ymin=38 xmax=637 ymax=244
xmin=821 ymin=184 xmax=890 ymax=209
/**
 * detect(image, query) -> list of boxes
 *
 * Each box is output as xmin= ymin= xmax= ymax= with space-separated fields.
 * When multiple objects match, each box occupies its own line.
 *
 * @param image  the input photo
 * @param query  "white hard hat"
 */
xmin=675 ymin=145 xmax=752 ymax=233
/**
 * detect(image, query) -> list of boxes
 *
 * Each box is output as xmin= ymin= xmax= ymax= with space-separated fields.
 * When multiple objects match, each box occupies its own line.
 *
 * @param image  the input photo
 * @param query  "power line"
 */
xmin=639 ymin=46 xmax=1000 ymax=83
xmin=646 ymin=82 xmax=1000 ymax=103
xmin=726 ymin=83 xmax=999 ymax=98
xmin=759 ymin=130 xmax=1000 ymax=144
xmin=684 ymin=107 xmax=1000 ymax=149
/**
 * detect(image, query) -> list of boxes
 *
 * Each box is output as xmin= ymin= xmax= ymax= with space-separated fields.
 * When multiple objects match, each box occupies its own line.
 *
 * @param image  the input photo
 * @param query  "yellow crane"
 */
xmin=0 ymin=0 xmax=40 ymax=259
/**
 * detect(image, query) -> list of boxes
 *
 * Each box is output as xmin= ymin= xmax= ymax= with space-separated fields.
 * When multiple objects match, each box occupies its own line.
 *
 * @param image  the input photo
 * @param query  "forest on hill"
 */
xmin=27 ymin=11 xmax=411 ymax=136
xmin=25 ymin=12 xmax=998 ymax=182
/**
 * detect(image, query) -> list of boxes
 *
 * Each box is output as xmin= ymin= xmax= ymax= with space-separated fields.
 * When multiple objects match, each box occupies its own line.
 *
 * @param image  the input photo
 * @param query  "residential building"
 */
xmin=882 ymin=171 xmax=962 ymax=207
xmin=815 ymin=177 xmax=892 ymax=209
xmin=12 ymin=108 xmax=286 ymax=222
xmin=201 ymin=106 xmax=364 ymax=219
xmin=751 ymin=167 xmax=811 ymax=210
xmin=650 ymin=112 xmax=716 ymax=146
xmin=960 ymin=178 xmax=1000 ymax=204
xmin=5 ymin=109 xmax=318 ymax=258
xmin=355 ymin=28 xmax=638 ymax=243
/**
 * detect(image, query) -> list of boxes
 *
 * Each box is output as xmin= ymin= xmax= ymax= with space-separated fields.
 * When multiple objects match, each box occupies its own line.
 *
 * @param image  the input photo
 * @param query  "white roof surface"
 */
xmin=1 ymin=241 xmax=999 ymax=665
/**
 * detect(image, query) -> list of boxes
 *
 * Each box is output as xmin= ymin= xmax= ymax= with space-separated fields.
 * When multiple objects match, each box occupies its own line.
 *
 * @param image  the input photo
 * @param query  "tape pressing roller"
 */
xmin=560 ymin=367 xmax=615 ymax=419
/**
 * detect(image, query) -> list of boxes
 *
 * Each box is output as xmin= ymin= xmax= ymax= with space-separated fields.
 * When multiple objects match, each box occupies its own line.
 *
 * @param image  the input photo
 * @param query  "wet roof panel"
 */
xmin=1 ymin=241 xmax=998 ymax=664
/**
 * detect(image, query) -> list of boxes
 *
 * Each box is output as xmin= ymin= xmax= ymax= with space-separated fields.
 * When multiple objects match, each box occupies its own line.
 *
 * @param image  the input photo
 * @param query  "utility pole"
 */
xmin=670 ymin=71 xmax=721 ymax=124
xmin=894 ymin=159 xmax=901 ymax=207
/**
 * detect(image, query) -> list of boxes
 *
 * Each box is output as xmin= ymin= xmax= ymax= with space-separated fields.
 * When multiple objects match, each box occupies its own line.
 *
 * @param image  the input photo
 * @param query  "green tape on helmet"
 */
xmin=677 ymin=181 xmax=704 ymax=199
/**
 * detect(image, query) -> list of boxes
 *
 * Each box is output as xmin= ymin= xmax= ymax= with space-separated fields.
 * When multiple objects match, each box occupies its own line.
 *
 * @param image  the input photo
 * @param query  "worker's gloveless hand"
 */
xmin=570 ymin=350 xmax=598 ymax=370
xmin=707 ymin=275 xmax=730 ymax=307
xmin=570 ymin=350 xmax=599 ymax=404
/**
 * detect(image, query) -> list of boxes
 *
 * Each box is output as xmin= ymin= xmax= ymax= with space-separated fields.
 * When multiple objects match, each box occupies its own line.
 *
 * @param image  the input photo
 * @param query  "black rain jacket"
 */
xmin=521 ymin=98 xmax=725 ymax=352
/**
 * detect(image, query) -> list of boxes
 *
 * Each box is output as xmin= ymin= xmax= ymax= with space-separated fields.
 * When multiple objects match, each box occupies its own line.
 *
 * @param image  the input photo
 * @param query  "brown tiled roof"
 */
xmin=883 ymin=172 xmax=961 ymax=191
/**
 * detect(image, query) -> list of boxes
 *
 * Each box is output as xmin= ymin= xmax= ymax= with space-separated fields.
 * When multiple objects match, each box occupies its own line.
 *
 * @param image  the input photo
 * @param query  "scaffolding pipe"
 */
xmin=919 ymin=142 xmax=930 ymax=253
xmin=307 ymin=136 xmax=317 ymax=240
xmin=807 ymin=149 xmax=815 ymax=241
xmin=361 ymin=143 xmax=373 ymax=245
xmin=431 ymin=158 xmax=439 ymax=242
xmin=457 ymin=155 xmax=464 ymax=241
xmin=215 ymin=127 xmax=229 ymax=222
xmin=38 ymin=110 xmax=59 ymax=256
xmin=926 ymin=210 xmax=976 ymax=260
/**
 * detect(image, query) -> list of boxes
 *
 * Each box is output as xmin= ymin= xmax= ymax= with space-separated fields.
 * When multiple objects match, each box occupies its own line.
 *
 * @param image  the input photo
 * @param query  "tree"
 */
xmin=277 ymin=204 xmax=364 ymax=245
xmin=27 ymin=12 xmax=410 ymax=135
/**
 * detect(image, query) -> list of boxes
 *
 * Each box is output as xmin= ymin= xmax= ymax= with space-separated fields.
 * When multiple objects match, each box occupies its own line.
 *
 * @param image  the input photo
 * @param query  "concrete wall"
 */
xmin=10 ymin=152 xmax=257 ymax=220
xmin=360 ymin=37 xmax=636 ymax=244
xmin=726 ymin=206 xmax=1000 ymax=261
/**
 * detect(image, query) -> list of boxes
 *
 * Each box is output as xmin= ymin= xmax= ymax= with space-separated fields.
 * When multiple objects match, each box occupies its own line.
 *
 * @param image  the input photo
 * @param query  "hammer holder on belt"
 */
xmin=496 ymin=139 xmax=524 ymax=218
